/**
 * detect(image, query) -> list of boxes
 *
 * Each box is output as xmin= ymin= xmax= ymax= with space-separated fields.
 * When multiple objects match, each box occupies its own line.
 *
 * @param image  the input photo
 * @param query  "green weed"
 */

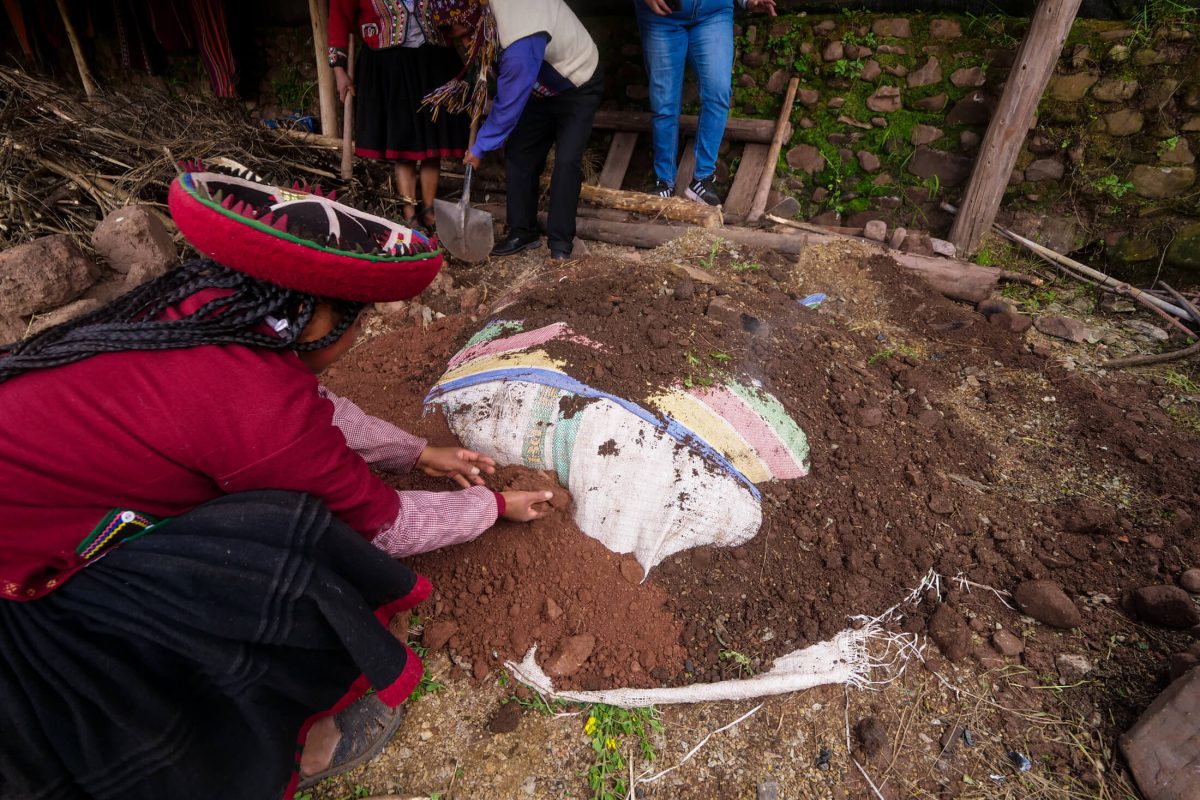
xmin=1158 ymin=136 xmax=1181 ymax=157
xmin=405 ymin=639 xmax=446 ymax=703
xmin=698 ymin=239 xmax=723 ymax=270
xmin=272 ymin=62 xmax=316 ymax=112
xmin=868 ymin=344 xmax=918 ymax=365
xmin=582 ymin=705 xmax=663 ymax=800
xmin=719 ymin=648 xmax=755 ymax=677
xmin=1164 ymin=370 xmax=1200 ymax=393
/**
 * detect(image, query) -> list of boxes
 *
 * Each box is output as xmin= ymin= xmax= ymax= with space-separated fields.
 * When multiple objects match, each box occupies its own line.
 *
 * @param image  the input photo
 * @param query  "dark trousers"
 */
xmin=504 ymin=70 xmax=604 ymax=254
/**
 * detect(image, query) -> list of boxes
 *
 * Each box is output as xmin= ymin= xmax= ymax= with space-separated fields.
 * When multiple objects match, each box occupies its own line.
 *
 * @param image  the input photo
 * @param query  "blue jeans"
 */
xmin=634 ymin=0 xmax=735 ymax=185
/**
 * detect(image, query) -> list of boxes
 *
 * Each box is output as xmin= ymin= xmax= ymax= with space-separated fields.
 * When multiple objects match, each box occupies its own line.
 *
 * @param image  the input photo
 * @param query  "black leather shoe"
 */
xmin=550 ymin=249 xmax=571 ymax=261
xmin=490 ymin=234 xmax=542 ymax=257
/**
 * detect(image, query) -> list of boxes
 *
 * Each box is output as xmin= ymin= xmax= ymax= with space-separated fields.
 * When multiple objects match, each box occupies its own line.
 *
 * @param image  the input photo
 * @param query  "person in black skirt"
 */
xmin=328 ymin=0 xmax=469 ymax=229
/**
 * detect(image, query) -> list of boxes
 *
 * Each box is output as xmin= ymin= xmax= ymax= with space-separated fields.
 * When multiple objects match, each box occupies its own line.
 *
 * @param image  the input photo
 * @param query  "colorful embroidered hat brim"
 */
xmin=168 ymin=166 xmax=443 ymax=303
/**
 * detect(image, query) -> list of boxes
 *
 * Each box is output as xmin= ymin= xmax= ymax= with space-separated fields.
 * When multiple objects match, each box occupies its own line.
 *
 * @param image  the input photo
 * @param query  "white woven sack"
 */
xmin=432 ymin=379 xmax=762 ymax=574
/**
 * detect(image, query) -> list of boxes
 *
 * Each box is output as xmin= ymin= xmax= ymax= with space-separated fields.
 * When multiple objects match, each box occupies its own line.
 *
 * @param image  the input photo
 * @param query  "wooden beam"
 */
xmin=592 ymin=109 xmax=786 ymax=144
xmin=746 ymin=76 xmax=800 ymax=223
xmin=674 ymin=139 xmax=696 ymax=198
xmin=579 ymin=183 xmax=722 ymax=227
xmin=308 ymin=0 xmax=339 ymax=137
xmin=597 ymin=132 xmax=639 ymax=189
xmin=724 ymin=143 xmax=770 ymax=217
xmin=948 ymin=0 xmax=1083 ymax=256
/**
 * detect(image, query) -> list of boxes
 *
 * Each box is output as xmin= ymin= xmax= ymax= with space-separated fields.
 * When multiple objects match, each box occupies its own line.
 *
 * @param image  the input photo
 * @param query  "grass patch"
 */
xmin=582 ymin=704 xmax=663 ymax=800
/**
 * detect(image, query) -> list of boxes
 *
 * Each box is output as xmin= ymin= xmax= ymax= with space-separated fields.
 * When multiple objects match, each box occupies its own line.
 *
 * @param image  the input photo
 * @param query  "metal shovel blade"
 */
xmin=434 ymin=165 xmax=493 ymax=264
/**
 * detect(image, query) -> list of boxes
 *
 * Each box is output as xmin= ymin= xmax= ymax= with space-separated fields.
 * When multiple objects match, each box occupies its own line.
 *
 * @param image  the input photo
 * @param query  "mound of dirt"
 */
xmin=326 ymin=239 xmax=1200 ymax=704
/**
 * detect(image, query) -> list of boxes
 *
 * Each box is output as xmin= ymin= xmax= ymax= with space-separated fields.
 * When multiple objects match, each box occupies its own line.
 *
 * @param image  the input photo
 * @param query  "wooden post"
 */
xmin=948 ymin=0 xmax=1083 ymax=256
xmin=308 ymin=0 xmax=339 ymax=137
xmin=340 ymin=39 xmax=355 ymax=180
xmin=54 ymin=0 xmax=98 ymax=98
xmin=746 ymin=76 xmax=800 ymax=223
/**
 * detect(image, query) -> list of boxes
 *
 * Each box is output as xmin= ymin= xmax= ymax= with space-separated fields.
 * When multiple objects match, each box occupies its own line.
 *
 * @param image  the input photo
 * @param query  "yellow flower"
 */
xmin=605 ymin=737 xmax=618 ymax=751
xmin=584 ymin=716 xmax=597 ymax=736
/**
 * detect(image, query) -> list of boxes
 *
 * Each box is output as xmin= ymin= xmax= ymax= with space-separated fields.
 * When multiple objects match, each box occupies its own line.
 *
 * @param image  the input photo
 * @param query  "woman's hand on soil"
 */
xmin=501 ymin=491 xmax=554 ymax=522
xmin=417 ymin=446 xmax=496 ymax=488
xmin=334 ymin=67 xmax=355 ymax=102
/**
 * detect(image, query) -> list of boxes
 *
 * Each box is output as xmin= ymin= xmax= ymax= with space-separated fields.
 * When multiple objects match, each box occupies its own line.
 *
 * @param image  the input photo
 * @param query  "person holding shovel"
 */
xmin=0 ymin=165 xmax=554 ymax=799
xmin=328 ymin=0 xmax=469 ymax=229
xmin=423 ymin=0 xmax=603 ymax=261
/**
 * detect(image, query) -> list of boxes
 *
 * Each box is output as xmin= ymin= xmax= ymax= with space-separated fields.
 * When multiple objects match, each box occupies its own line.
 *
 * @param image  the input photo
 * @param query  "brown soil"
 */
xmin=324 ymin=236 xmax=1200 ymax=789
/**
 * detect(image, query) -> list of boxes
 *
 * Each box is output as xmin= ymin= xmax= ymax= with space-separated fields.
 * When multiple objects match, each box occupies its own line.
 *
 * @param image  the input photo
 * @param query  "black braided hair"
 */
xmin=0 ymin=259 xmax=363 ymax=385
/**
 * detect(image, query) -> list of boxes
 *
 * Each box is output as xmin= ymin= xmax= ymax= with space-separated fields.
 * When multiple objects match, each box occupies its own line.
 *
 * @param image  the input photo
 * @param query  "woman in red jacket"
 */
xmin=0 ymin=165 xmax=551 ymax=799
xmin=328 ymin=0 xmax=468 ymax=229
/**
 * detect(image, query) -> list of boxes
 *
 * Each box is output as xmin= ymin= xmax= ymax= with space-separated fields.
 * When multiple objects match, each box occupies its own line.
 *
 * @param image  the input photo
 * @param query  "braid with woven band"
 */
xmin=0 ymin=259 xmax=361 ymax=385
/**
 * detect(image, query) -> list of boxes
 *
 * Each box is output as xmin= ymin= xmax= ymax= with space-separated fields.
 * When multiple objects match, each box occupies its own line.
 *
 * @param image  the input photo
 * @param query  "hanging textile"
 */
xmin=2 ymin=0 xmax=33 ymax=58
xmin=189 ymin=0 xmax=237 ymax=98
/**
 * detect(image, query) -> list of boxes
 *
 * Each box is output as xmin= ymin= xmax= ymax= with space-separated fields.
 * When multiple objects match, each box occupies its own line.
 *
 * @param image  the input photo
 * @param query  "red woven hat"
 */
xmin=168 ymin=164 xmax=443 ymax=302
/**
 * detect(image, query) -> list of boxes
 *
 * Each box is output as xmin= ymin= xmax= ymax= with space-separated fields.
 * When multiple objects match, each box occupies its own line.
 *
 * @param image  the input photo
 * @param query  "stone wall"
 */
xmin=587 ymin=12 xmax=1199 ymax=275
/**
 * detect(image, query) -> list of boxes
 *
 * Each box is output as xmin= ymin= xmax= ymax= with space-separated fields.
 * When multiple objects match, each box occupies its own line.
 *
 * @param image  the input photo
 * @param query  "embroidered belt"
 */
xmin=77 ymin=509 xmax=162 ymax=561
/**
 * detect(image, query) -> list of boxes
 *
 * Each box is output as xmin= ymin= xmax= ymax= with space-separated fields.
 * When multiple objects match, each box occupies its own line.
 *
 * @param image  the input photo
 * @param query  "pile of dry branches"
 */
xmin=0 ymin=66 xmax=374 ymax=251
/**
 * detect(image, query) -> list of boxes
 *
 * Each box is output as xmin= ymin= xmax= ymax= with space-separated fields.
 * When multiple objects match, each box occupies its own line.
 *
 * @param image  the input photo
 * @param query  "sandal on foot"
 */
xmin=297 ymin=695 xmax=405 ymax=790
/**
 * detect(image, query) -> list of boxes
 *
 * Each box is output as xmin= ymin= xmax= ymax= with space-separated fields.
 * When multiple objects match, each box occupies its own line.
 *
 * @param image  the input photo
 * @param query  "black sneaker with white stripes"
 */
xmin=685 ymin=176 xmax=722 ymax=206
xmin=653 ymin=180 xmax=674 ymax=199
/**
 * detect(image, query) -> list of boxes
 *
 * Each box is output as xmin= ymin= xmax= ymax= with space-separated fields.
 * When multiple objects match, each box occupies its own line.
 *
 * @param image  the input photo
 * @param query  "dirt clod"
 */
xmin=1014 ymin=580 xmax=1082 ymax=629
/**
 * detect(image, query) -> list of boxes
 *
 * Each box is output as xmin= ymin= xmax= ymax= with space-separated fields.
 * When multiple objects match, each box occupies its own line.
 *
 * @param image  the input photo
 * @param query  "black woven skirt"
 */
xmin=355 ymin=43 xmax=469 ymax=162
xmin=0 ymin=491 xmax=429 ymax=800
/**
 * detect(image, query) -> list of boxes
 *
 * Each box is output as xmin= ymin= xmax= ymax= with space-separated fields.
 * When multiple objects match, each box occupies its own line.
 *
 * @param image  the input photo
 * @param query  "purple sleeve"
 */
xmin=470 ymin=33 xmax=549 ymax=157
xmin=372 ymin=485 xmax=501 ymax=557
xmin=317 ymin=386 xmax=427 ymax=473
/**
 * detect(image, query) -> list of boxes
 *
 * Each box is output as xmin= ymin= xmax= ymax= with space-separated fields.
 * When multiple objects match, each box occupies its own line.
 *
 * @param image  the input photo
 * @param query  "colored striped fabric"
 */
xmin=191 ymin=0 xmax=236 ymax=98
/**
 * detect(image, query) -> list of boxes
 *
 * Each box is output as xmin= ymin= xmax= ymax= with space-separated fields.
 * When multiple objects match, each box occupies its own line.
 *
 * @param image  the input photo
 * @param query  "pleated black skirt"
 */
xmin=354 ymin=43 xmax=469 ymax=162
xmin=0 ymin=491 xmax=429 ymax=800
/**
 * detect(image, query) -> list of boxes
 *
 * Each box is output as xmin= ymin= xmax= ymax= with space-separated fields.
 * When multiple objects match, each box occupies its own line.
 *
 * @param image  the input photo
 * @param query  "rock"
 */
xmin=1180 ymin=569 xmax=1200 ymax=594
xmin=913 ymin=93 xmax=948 ymax=112
xmin=92 ymin=206 xmax=177 ymax=281
xmin=422 ymin=619 xmax=458 ymax=651
xmin=960 ymin=130 xmax=981 ymax=152
xmin=1162 ymin=138 xmax=1195 ymax=166
xmin=765 ymin=69 xmax=790 ymax=93
xmin=1103 ymin=108 xmax=1145 ymax=137
xmin=786 ymin=144 xmax=825 ymax=174
xmin=1130 ymin=165 xmax=1195 ymax=199
xmin=888 ymin=227 xmax=907 ymax=250
xmin=884 ymin=63 xmax=909 ymax=78
xmin=950 ymin=66 xmax=986 ymax=87
xmin=1120 ymin=668 xmax=1200 ymax=800
xmin=813 ymin=19 xmax=836 ymax=36
xmin=855 ymin=716 xmax=889 ymax=758
xmin=863 ymin=220 xmax=887 ymax=242
xmin=0 ymin=234 xmax=99 ymax=319
xmin=619 ymin=558 xmax=644 ymax=584
xmin=1014 ymin=580 xmax=1082 ymax=629
xmin=977 ymin=297 xmax=1016 ymax=319
xmin=908 ymin=57 xmax=942 ymax=88
xmin=857 ymin=151 xmax=882 ymax=172
xmin=1092 ymin=77 xmax=1139 ymax=102
xmin=1132 ymin=585 xmax=1200 ymax=629
xmin=990 ymin=311 xmax=1032 ymax=333
xmin=866 ymin=86 xmax=902 ymax=113
xmin=860 ymin=60 xmax=881 ymax=81
xmin=1056 ymin=653 xmax=1094 ymax=682
xmin=1165 ymin=222 xmax=1200 ymax=271
xmin=736 ymin=73 xmax=757 ymax=88
xmin=543 ymin=596 xmax=564 ymax=621
xmin=1025 ymin=158 xmax=1065 ymax=182
xmin=1169 ymin=653 xmax=1198 ymax=682
xmin=906 ymin=147 xmax=973 ymax=187
xmin=1048 ymin=72 xmax=1099 ymax=102
xmin=1034 ymin=315 xmax=1093 ymax=343
xmin=669 ymin=262 xmax=719 ymax=284
xmin=910 ymin=124 xmax=943 ymax=146
xmin=930 ymin=19 xmax=961 ymax=38
xmin=945 ymin=90 xmax=993 ymax=126
xmin=24 ymin=298 xmax=103 ymax=338
xmin=901 ymin=230 xmax=934 ymax=256
xmin=756 ymin=778 xmax=780 ymax=800
xmin=931 ymin=238 xmax=957 ymax=258
xmin=767 ymin=196 xmax=801 ymax=219
xmin=928 ymin=604 xmax=971 ymax=662
xmin=797 ymin=87 xmax=820 ymax=107
xmin=822 ymin=41 xmax=845 ymax=62
xmin=1110 ymin=236 xmax=1159 ymax=264
xmin=547 ymin=634 xmax=596 ymax=677
xmin=742 ymin=50 xmax=768 ymax=68
xmin=992 ymin=628 xmax=1025 ymax=656
xmin=872 ymin=18 xmax=912 ymax=38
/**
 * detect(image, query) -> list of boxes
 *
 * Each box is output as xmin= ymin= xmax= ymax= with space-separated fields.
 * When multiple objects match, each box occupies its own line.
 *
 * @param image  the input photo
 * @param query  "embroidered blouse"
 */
xmin=328 ymin=0 xmax=436 ymax=68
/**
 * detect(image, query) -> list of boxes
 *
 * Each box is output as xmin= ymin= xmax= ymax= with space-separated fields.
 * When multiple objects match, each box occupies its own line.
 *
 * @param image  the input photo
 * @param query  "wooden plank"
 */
xmin=746 ymin=76 xmax=800 ymax=223
xmin=597 ymin=131 xmax=638 ymax=189
xmin=724 ymin=143 xmax=770 ymax=217
xmin=674 ymin=139 xmax=695 ymax=199
xmin=592 ymin=110 xmax=781 ymax=144
xmin=948 ymin=0 xmax=1083 ymax=256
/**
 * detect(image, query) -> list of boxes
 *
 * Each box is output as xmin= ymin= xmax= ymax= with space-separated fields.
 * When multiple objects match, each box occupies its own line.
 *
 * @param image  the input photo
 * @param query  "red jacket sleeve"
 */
xmin=328 ymin=0 xmax=356 ymax=57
